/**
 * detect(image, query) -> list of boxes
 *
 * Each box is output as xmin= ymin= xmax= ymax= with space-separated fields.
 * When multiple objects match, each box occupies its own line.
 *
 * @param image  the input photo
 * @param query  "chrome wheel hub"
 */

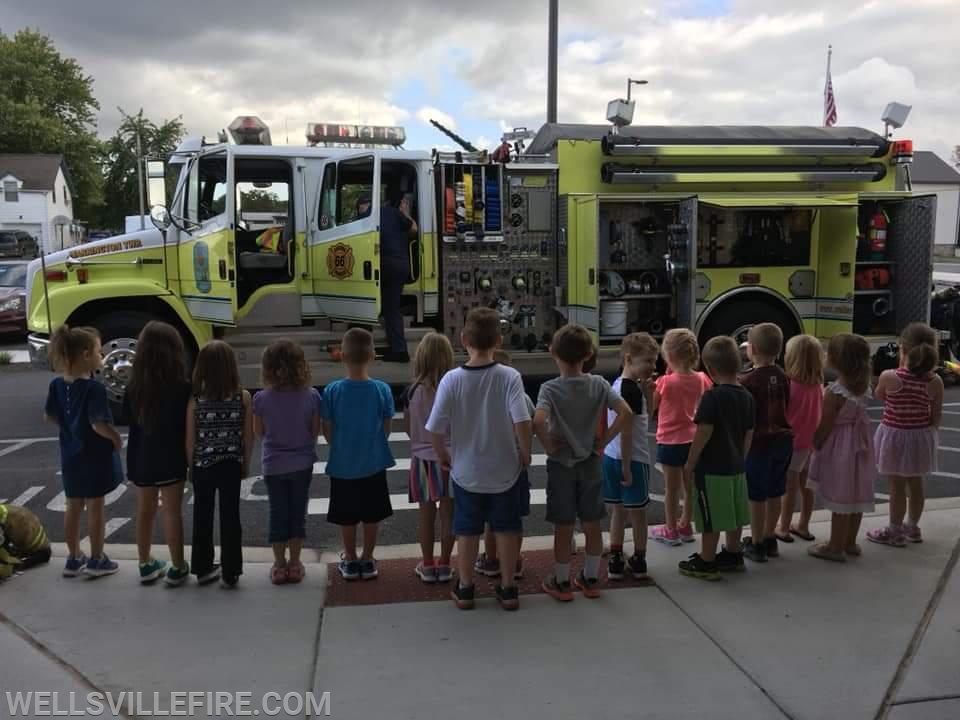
xmin=97 ymin=338 xmax=137 ymax=402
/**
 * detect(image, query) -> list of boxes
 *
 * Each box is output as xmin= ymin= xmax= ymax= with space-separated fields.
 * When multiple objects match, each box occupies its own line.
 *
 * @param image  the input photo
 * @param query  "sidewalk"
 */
xmin=2 ymin=504 xmax=958 ymax=719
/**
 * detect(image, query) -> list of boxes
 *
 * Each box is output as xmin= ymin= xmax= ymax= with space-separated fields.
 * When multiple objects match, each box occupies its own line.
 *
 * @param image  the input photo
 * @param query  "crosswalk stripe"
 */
xmin=80 ymin=517 xmax=130 ymax=547
xmin=8 ymin=486 xmax=44 ymax=507
xmin=0 ymin=440 xmax=34 ymax=457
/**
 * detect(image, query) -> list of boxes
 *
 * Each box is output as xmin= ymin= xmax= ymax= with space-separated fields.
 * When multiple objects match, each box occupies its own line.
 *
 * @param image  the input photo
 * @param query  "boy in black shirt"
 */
xmin=680 ymin=336 xmax=755 ymax=581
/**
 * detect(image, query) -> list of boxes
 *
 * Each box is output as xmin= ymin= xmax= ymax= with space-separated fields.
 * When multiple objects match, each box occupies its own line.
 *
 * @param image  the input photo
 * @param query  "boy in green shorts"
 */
xmin=679 ymin=336 xmax=755 ymax=581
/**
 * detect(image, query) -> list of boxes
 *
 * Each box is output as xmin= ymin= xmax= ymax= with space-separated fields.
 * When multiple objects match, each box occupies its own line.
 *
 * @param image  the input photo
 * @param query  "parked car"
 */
xmin=0 ymin=261 xmax=28 ymax=335
xmin=87 ymin=230 xmax=112 ymax=242
xmin=0 ymin=230 xmax=39 ymax=259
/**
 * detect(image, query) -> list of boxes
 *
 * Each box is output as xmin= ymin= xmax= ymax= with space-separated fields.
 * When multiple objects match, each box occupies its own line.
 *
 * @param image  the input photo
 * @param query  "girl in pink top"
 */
xmin=402 ymin=333 xmax=455 ymax=583
xmin=807 ymin=334 xmax=876 ymax=563
xmin=867 ymin=323 xmax=943 ymax=548
xmin=649 ymin=329 xmax=712 ymax=546
xmin=776 ymin=335 xmax=824 ymax=543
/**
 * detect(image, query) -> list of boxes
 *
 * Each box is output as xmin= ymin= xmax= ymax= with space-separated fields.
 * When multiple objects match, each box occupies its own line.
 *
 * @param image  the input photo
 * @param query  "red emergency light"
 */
xmin=228 ymin=116 xmax=272 ymax=145
xmin=891 ymin=139 xmax=913 ymax=164
xmin=306 ymin=123 xmax=406 ymax=147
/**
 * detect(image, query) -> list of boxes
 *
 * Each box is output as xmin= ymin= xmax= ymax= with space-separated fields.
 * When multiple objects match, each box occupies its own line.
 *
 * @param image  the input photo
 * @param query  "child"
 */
xmin=426 ymin=308 xmax=532 ymax=610
xmin=401 ymin=332 xmax=456 ymax=583
xmin=186 ymin=340 xmax=253 ymax=588
xmin=44 ymin=325 xmax=123 ymax=578
xmin=740 ymin=323 xmax=794 ymax=562
xmin=253 ymin=340 xmax=322 ymax=585
xmin=649 ymin=328 xmax=711 ymax=546
xmin=322 ymin=328 xmax=395 ymax=581
xmin=604 ymin=333 xmax=658 ymax=580
xmin=776 ymin=335 xmax=824 ymax=543
xmin=536 ymin=324 xmax=632 ymax=601
xmin=679 ymin=336 xmax=754 ymax=580
xmin=868 ymin=323 xmax=943 ymax=547
xmin=124 ymin=321 xmax=191 ymax=585
xmin=807 ymin=334 xmax=876 ymax=562
xmin=474 ymin=348 xmax=534 ymax=581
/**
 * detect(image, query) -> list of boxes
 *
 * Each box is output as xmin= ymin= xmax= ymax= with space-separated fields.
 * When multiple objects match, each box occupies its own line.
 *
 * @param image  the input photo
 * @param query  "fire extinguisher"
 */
xmin=868 ymin=207 xmax=888 ymax=260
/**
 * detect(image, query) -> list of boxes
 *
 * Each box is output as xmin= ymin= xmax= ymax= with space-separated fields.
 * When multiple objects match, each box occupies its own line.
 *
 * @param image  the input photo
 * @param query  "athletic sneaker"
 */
xmin=84 ymin=555 xmax=119 ymax=578
xmin=716 ymin=548 xmax=745 ymax=572
xmin=164 ymin=563 xmax=190 ymax=587
xmin=607 ymin=551 xmax=626 ymax=581
xmin=474 ymin=553 xmax=500 ymax=577
xmin=220 ymin=575 xmax=239 ymax=589
xmin=197 ymin=565 xmax=222 ymax=585
xmin=138 ymin=558 xmax=167 ymax=584
xmin=649 ymin=525 xmax=682 ymax=547
xmin=436 ymin=564 xmax=453 ymax=583
xmin=678 ymin=553 xmax=720 ymax=581
xmin=573 ymin=570 xmax=602 ymax=599
xmin=765 ymin=536 xmax=780 ymax=558
xmin=451 ymin=584 xmax=475 ymax=610
xmin=496 ymin=584 xmax=520 ymax=611
xmin=628 ymin=552 xmax=648 ymax=579
xmin=542 ymin=575 xmax=575 ymax=602
xmin=742 ymin=538 xmax=768 ymax=563
xmin=63 ymin=554 xmax=88 ymax=578
xmin=338 ymin=558 xmax=361 ymax=581
xmin=360 ymin=559 xmax=378 ymax=580
xmin=677 ymin=523 xmax=696 ymax=543
xmin=415 ymin=561 xmax=438 ymax=584
xmin=903 ymin=525 xmax=923 ymax=544
xmin=866 ymin=525 xmax=907 ymax=548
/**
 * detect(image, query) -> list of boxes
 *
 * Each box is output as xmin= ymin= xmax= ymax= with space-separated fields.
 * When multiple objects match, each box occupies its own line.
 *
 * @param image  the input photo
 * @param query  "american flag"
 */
xmin=823 ymin=48 xmax=837 ymax=127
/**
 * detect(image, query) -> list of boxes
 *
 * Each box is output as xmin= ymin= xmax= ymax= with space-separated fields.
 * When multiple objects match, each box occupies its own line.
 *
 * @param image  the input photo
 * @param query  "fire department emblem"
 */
xmin=326 ymin=243 xmax=355 ymax=279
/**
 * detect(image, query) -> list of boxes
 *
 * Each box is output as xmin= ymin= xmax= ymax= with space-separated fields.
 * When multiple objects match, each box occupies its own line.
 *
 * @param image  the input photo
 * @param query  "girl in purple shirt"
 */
xmin=253 ymin=340 xmax=322 ymax=585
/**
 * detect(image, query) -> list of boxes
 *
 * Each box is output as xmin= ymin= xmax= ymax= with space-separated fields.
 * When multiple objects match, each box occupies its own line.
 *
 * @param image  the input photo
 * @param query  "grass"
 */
xmin=0 ymin=351 xmax=11 ymax=365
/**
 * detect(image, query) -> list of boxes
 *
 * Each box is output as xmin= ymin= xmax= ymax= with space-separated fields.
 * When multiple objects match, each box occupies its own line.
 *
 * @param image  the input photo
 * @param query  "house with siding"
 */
xmin=913 ymin=151 xmax=960 ymax=257
xmin=0 ymin=154 xmax=81 ymax=252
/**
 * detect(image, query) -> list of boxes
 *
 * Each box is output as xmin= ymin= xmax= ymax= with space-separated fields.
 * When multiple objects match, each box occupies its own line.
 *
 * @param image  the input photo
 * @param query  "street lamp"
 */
xmin=606 ymin=78 xmax=648 ymax=132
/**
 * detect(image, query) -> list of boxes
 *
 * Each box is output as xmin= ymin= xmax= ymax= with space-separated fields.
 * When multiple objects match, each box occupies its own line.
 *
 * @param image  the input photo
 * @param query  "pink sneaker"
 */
xmin=677 ymin=523 xmax=696 ymax=543
xmin=866 ymin=525 xmax=906 ymax=548
xmin=649 ymin=525 xmax=682 ymax=547
xmin=903 ymin=525 xmax=923 ymax=544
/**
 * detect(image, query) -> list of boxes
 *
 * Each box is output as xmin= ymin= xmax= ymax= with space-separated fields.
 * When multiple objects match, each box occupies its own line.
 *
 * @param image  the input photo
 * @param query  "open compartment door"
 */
xmin=676 ymin=196 xmax=698 ymax=330
xmin=566 ymin=195 xmax=600 ymax=335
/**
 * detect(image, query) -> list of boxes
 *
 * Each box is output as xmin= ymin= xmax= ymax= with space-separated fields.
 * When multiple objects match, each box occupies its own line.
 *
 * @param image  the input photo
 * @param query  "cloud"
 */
xmin=2 ymin=0 xmax=957 ymax=163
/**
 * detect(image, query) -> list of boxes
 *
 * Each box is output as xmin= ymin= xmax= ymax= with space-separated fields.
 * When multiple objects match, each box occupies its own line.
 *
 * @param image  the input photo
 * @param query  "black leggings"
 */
xmin=191 ymin=461 xmax=243 ymax=579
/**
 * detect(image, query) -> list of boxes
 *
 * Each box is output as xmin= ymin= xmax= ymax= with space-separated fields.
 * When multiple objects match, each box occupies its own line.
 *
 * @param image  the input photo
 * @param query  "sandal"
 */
xmin=271 ymin=565 xmax=288 ymax=585
xmin=774 ymin=531 xmax=795 ymax=543
xmin=790 ymin=526 xmax=815 ymax=542
xmin=807 ymin=543 xmax=846 ymax=563
xmin=286 ymin=562 xmax=305 ymax=583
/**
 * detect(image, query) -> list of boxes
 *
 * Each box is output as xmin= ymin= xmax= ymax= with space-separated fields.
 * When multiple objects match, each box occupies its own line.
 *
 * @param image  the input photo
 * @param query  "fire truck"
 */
xmin=26 ymin=114 xmax=934 ymax=408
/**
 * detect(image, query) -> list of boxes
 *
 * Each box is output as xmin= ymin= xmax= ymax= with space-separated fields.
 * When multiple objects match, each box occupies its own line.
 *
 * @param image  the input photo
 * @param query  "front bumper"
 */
xmin=28 ymin=332 xmax=50 ymax=368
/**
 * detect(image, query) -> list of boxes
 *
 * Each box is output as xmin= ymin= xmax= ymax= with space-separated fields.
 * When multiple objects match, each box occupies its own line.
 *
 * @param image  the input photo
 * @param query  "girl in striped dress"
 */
xmin=868 ymin=323 xmax=944 ymax=547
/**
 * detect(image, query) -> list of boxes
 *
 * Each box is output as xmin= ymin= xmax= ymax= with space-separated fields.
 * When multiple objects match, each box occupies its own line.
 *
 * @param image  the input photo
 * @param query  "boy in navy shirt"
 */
xmin=322 ymin=328 xmax=396 ymax=580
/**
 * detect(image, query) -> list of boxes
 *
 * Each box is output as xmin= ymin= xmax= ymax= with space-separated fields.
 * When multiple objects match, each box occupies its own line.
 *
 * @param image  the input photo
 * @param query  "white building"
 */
xmin=0 ymin=154 xmax=81 ymax=253
xmin=913 ymin=151 xmax=960 ymax=257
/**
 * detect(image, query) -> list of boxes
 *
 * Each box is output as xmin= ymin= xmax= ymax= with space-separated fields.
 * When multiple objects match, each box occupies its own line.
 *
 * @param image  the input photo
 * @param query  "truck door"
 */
xmin=176 ymin=149 xmax=238 ymax=326
xmin=561 ymin=194 xmax=600 ymax=334
xmin=308 ymin=153 xmax=382 ymax=324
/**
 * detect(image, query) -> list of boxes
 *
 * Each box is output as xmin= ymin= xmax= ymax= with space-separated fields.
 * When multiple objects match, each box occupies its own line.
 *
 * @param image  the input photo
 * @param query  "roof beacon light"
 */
xmin=306 ymin=123 xmax=406 ymax=147
xmin=228 ymin=116 xmax=272 ymax=145
xmin=891 ymin=139 xmax=913 ymax=165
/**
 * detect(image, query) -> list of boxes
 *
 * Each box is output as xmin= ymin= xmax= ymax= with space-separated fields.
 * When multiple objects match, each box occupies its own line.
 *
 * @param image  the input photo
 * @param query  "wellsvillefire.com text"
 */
xmin=4 ymin=691 xmax=331 ymax=717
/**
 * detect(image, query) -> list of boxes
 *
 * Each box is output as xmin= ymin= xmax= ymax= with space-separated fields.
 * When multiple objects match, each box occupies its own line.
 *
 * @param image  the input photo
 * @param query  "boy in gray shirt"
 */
xmin=535 ymin=324 xmax=633 ymax=601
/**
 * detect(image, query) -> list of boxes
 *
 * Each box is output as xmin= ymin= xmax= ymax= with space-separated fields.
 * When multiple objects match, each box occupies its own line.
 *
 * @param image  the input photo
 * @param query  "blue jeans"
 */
xmin=265 ymin=468 xmax=312 ymax=543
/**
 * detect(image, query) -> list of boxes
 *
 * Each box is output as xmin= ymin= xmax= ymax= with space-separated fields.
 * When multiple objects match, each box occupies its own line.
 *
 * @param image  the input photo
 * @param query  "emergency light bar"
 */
xmin=306 ymin=123 xmax=406 ymax=146
xmin=601 ymin=163 xmax=887 ymax=185
xmin=228 ymin=116 xmax=272 ymax=145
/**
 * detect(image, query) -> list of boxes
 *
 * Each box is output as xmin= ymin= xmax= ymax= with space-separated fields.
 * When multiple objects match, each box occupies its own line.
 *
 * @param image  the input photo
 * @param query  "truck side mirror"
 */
xmin=150 ymin=204 xmax=171 ymax=231
xmin=146 ymin=160 xmax=167 ymax=209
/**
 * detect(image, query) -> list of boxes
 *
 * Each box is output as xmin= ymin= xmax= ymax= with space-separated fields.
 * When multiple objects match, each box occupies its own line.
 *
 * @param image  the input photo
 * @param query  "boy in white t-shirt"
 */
xmin=603 ymin=333 xmax=658 ymax=581
xmin=426 ymin=309 xmax=533 ymax=611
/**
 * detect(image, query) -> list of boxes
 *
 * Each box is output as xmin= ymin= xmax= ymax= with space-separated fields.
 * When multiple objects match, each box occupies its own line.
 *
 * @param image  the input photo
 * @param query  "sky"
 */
xmin=3 ymin=0 xmax=958 ymax=162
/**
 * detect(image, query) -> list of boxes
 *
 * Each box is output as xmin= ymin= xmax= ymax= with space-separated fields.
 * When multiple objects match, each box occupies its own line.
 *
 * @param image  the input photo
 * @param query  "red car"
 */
xmin=0 ymin=261 xmax=27 ymax=335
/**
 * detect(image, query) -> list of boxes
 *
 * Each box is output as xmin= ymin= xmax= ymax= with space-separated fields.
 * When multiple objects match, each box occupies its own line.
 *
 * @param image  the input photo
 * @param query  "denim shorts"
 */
xmin=656 ymin=442 xmax=692 ymax=467
xmin=264 ymin=467 xmax=312 ymax=543
xmin=453 ymin=477 xmax=525 ymax=536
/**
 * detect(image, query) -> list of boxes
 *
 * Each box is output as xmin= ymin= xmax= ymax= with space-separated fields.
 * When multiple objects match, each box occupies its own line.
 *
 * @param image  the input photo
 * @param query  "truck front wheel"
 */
xmin=698 ymin=299 xmax=801 ymax=359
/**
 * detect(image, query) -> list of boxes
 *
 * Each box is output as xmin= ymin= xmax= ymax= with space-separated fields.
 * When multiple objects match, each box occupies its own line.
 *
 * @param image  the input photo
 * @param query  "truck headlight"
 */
xmin=0 ymin=297 xmax=23 ymax=312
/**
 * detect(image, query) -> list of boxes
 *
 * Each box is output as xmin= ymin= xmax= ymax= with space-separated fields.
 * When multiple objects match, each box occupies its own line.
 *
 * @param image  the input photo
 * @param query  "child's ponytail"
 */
xmin=900 ymin=323 xmax=939 ymax=377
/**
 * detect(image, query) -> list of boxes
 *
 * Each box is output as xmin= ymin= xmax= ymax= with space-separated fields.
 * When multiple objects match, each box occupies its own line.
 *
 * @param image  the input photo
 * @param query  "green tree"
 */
xmin=239 ymin=188 xmax=287 ymax=213
xmin=0 ymin=29 xmax=103 ymax=219
xmin=97 ymin=108 xmax=185 ymax=230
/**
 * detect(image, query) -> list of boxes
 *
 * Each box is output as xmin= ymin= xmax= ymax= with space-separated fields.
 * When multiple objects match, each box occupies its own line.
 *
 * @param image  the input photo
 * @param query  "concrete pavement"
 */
xmin=2 ymin=503 xmax=959 ymax=719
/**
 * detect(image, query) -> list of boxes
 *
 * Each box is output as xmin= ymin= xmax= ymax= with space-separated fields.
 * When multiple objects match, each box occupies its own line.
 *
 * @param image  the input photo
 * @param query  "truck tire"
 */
xmin=90 ymin=311 xmax=193 ymax=425
xmin=698 ymin=299 xmax=801 ymax=357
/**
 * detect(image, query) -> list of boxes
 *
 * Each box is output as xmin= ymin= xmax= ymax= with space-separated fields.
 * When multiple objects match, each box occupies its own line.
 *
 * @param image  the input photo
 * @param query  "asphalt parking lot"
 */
xmin=2 ymin=366 xmax=959 ymax=550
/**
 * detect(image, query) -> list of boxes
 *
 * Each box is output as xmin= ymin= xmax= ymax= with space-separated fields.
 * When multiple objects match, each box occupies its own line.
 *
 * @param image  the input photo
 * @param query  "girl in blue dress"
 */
xmin=44 ymin=325 xmax=123 ymax=578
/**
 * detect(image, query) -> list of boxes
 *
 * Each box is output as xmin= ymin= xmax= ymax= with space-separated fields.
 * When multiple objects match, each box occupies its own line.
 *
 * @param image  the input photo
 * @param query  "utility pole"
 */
xmin=547 ymin=0 xmax=558 ymax=124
